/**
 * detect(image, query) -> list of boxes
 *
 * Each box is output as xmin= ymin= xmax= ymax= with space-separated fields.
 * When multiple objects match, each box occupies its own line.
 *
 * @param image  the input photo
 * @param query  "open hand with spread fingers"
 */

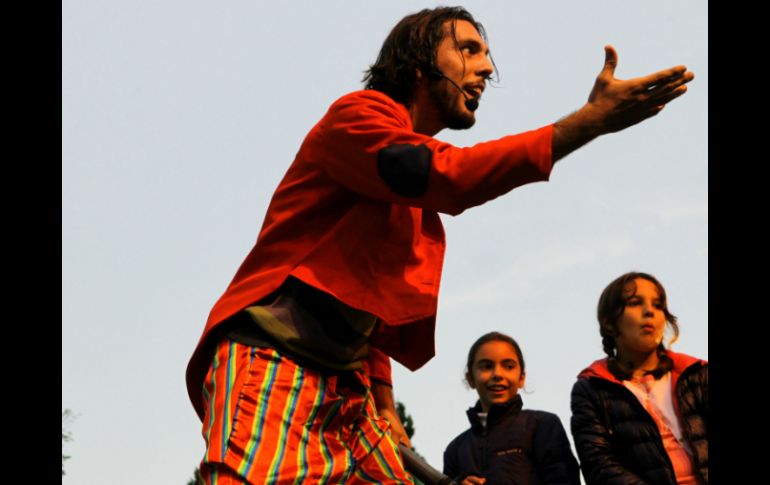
xmin=552 ymin=45 xmax=695 ymax=162
xmin=585 ymin=45 xmax=695 ymax=134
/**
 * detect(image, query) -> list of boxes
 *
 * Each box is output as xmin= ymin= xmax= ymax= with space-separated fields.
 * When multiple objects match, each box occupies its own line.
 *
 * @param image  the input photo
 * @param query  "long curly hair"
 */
xmin=363 ymin=7 xmax=493 ymax=105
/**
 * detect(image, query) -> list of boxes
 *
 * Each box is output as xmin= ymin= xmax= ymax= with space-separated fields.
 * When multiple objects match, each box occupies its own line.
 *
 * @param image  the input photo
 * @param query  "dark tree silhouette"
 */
xmin=186 ymin=467 xmax=204 ymax=485
xmin=62 ymin=409 xmax=75 ymax=477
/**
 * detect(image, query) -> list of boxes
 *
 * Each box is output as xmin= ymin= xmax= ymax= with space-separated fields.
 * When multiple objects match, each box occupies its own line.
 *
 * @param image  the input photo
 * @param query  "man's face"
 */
xmin=429 ymin=20 xmax=494 ymax=130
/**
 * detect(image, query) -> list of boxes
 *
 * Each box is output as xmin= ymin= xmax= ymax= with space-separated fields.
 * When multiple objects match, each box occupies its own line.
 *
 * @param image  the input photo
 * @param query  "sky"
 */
xmin=62 ymin=1 xmax=707 ymax=483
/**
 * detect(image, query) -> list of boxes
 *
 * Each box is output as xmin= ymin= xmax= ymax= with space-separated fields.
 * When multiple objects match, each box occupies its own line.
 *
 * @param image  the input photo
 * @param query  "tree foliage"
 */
xmin=62 ymin=409 xmax=75 ymax=477
xmin=186 ymin=468 xmax=204 ymax=485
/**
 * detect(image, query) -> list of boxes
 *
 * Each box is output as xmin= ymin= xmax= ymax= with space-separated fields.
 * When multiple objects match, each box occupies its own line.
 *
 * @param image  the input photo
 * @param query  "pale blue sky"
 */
xmin=62 ymin=1 xmax=707 ymax=483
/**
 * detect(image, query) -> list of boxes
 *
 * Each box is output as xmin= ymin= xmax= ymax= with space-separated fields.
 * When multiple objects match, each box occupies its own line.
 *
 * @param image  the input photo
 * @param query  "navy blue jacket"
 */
xmin=443 ymin=395 xmax=580 ymax=485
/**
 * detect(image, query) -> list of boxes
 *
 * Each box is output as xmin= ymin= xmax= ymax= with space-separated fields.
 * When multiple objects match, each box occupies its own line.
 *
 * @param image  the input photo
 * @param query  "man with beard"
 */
xmin=186 ymin=6 xmax=694 ymax=484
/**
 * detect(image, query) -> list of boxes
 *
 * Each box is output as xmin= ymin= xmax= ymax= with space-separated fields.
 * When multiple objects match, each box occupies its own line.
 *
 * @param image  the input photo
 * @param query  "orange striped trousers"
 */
xmin=198 ymin=339 xmax=413 ymax=484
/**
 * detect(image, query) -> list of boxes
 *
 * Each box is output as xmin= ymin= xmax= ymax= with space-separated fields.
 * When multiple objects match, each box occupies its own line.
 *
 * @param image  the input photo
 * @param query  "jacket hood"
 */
xmin=577 ymin=350 xmax=707 ymax=384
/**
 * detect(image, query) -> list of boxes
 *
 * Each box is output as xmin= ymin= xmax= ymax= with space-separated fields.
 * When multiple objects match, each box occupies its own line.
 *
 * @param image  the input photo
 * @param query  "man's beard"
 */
xmin=428 ymin=79 xmax=476 ymax=130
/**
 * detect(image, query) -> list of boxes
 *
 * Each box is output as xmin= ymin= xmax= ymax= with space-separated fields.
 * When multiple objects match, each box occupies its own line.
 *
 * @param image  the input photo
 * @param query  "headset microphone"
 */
xmin=428 ymin=66 xmax=479 ymax=112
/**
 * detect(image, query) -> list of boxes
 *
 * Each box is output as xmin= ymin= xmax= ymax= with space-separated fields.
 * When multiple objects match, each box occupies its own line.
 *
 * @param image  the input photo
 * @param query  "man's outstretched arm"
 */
xmin=552 ymin=45 xmax=694 ymax=162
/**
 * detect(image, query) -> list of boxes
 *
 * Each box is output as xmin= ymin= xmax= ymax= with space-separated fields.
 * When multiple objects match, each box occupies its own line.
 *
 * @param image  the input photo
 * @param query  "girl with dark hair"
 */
xmin=444 ymin=332 xmax=580 ymax=485
xmin=570 ymin=272 xmax=708 ymax=484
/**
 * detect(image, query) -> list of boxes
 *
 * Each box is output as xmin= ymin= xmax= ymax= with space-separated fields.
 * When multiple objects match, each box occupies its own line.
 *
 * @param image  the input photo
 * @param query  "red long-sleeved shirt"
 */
xmin=186 ymin=90 xmax=553 ymax=418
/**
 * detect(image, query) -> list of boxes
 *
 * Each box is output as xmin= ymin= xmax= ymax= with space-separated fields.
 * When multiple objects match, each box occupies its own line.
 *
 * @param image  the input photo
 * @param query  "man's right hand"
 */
xmin=552 ymin=45 xmax=694 ymax=162
xmin=583 ymin=45 xmax=694 ymax=135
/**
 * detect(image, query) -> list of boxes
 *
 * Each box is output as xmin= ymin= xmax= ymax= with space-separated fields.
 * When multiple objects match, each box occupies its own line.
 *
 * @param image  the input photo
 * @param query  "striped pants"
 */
xmin=199 ymin=338 xmax=413 ymax=484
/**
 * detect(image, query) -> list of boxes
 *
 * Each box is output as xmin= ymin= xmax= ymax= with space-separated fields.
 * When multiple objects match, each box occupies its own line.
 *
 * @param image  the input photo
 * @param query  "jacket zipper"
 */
xmin=595 ymin=378 xmax=678 ymax=484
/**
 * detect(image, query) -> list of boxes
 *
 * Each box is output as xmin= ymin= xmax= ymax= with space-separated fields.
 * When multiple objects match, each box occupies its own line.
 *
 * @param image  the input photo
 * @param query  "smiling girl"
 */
xmin=443 ymin=332 xmax=580 ymax=485
xmin=570 ymin=272 xmax=708 ymax=485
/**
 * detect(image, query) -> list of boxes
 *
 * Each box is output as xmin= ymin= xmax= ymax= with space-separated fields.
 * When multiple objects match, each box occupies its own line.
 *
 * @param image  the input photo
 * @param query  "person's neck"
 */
xmin=617 ymin=349 xmax=660 ymax=378
xmin=408 ymin=88 xmax=445 ymax=136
